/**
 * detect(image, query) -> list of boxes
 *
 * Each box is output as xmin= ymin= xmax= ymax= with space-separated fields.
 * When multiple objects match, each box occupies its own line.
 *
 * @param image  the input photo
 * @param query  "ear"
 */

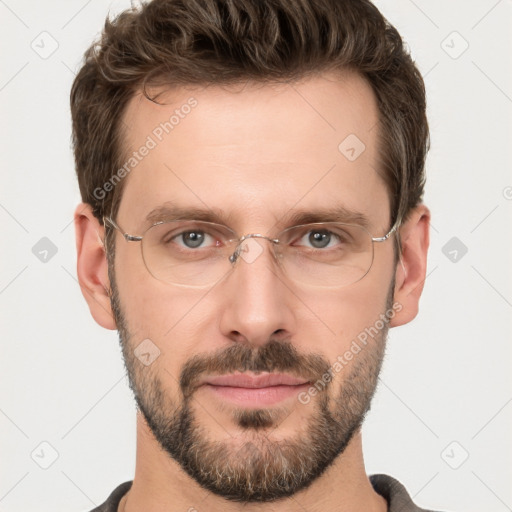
xmin=389 ymin=203 xmax=431 ymax=327
xmin=74 ymin=203 xmax=117 ymax=330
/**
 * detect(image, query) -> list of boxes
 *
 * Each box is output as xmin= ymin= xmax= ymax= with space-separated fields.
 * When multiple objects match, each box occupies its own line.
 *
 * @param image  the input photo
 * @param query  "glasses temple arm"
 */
xmin=371 ymin=219 xmax=400 ymax=243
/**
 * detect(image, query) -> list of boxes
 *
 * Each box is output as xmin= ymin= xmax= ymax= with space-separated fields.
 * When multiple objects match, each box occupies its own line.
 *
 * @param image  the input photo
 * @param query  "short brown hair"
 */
xmin=70 ymin=0 xmax=429 ymax=257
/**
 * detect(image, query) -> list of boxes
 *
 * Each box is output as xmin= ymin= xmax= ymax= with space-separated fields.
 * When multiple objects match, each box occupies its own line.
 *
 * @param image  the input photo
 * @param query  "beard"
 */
xmin=108 ymin=263 xmax=392 ymax=503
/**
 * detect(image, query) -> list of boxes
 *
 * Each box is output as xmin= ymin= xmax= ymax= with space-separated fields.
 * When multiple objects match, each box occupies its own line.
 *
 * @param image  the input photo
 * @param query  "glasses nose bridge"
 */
xmin=229 ymin=232 xmax=281 ymax=265
xmin=239 ymin=233 xmax=280 ymax=244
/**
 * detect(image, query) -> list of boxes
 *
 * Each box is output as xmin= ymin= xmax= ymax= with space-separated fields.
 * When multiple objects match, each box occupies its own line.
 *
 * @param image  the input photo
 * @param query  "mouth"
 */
xmin=199 ymin=372 xmax=311 ymax=407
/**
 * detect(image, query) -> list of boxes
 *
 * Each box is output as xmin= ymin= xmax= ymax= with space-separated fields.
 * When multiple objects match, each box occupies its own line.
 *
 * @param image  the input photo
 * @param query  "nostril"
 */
xmin=271 ymin=329 xmax=291 ymax=342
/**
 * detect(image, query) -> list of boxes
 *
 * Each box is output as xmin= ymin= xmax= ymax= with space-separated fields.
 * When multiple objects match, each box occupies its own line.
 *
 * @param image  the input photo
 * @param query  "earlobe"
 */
xmin=389 ymin=204 xmax=431 ymax=328
xmin=74 ymin=203 xmax=117 ymax=330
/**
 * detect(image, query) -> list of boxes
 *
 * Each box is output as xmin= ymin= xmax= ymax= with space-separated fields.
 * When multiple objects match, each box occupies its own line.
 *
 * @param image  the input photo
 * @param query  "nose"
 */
xmin=218 ymin=236 xmax=296 ymax=348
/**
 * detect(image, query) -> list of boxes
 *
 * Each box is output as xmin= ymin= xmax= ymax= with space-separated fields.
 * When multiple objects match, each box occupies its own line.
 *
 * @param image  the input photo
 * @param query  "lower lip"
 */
xmin=202 ymin=383 xmax=310 ymax=407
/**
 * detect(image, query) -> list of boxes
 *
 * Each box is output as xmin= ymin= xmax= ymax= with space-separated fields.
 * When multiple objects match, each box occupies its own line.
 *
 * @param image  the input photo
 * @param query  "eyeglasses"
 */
xmin=102 ymin=215 xmax=399 ymax=288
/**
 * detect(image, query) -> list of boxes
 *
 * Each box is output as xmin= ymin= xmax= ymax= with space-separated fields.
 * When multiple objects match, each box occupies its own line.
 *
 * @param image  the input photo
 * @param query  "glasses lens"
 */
xmin=277 ymin=223 xmax=374 ymax=288
xmin=141 ymin=220 xmax=236 ymax=286
xmin=140 ymin=220 xmax=374 ymax=288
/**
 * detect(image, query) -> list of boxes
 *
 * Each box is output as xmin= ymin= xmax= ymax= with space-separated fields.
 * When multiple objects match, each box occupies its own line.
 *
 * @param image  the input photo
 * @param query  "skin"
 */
xmin=74 ymin=70 xmax=430 ymax=512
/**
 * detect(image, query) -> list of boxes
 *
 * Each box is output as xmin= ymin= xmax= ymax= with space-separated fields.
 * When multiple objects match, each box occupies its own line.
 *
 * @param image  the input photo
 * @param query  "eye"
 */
xmin=180 ymin=230 xmax=206 ymax=248
xmin=302 ymin=229 xmax=337 ymax=249
xmin=155 ymin=221 xmax=228 ymax=250
xmin=292 ymin=226 xmax=351 ymax=250
xmin=171 ymin=229 xmax=217 ymax=249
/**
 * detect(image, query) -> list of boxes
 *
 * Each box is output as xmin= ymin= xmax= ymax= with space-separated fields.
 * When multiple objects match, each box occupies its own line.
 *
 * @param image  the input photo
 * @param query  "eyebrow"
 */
xmin=144 ymin=203 xmax=371 ymax=231
xmin=283 ymin=207 xmax=371 ymax=230
xmin=145 ymin=204 xmax=233 ymax=225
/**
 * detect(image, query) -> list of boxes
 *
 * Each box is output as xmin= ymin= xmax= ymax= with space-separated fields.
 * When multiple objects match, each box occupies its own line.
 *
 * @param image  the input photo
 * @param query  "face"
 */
xmin=108 ymin=71 xmax=397 ymax=502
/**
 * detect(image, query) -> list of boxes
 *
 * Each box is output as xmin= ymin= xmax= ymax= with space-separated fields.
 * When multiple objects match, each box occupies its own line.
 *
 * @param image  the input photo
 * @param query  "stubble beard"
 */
xmin=108 ymin=263 xmax=391 ymax=503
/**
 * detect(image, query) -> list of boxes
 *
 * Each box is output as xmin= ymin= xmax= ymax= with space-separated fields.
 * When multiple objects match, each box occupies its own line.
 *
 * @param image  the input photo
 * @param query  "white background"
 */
xmin=1 ymin=1 xmax=511 ymax=511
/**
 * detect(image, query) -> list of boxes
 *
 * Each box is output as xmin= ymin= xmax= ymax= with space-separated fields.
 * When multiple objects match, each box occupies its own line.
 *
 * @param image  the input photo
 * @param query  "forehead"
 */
xmin=117 ymin=70 xmax=389 ymax=233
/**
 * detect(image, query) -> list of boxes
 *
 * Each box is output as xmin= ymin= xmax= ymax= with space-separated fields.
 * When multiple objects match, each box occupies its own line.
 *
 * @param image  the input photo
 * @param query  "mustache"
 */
xmin=180 ymin=339 xmax=331 ymax=398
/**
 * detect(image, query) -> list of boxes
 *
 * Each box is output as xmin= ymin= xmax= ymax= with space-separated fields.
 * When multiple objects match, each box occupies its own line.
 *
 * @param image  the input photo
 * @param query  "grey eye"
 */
xmin=180 ymin=231 xmax=206 ymax=248
xmin=308 ymin=231 xmax=332 ymax=248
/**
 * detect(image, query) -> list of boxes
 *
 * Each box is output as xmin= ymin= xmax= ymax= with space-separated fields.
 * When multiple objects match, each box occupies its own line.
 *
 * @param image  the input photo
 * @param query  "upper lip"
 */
xmin=201 ymin=372 xmax=310 ymax=388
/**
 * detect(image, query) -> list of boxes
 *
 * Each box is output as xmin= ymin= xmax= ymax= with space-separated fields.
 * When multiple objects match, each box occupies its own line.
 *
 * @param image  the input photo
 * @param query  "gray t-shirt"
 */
xmin=87 ymin=474 xmax=444 ymax=511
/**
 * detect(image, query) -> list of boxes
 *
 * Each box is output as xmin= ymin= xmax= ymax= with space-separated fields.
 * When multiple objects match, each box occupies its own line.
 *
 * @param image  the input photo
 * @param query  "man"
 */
xmin=71 ymin=0 xmax=438 ymax=510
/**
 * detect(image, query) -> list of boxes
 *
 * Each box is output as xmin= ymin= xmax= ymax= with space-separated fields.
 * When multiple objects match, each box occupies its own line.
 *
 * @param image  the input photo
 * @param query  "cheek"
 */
xmin=114 ymin=247 xmax=209 ymax=345
xmin=297 ymin=261 xmax=393 ymax=357
xmin=303 ymin=287 xmax=387 ymax=340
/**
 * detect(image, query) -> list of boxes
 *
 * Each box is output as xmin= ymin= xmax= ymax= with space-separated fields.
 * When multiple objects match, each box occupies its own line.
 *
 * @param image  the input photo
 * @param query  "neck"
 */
xmin=121 ymin=412 xmax=387 ymax=512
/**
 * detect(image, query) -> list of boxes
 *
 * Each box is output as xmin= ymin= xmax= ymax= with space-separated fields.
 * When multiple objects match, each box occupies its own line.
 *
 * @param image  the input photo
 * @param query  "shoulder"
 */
xmin=86 ymin=481 xmax=133 ymax=512
xmin=369 ymin=474 xmax=449 ymax=512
